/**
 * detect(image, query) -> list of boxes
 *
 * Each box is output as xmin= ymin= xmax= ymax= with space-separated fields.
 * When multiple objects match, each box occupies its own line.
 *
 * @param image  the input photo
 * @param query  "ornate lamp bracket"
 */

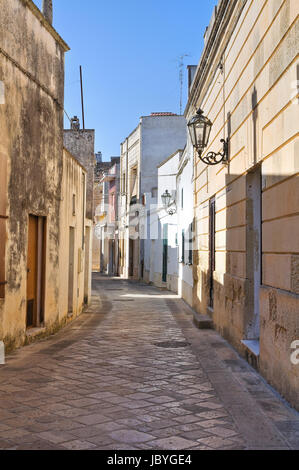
xmin=198 ymin=138 xmax=229 ymax=166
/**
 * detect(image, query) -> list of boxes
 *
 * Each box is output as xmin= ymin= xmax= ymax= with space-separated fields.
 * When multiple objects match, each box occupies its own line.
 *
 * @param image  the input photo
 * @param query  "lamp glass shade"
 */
xmin=187 ymin=109 xmax=212 ymax=152
xmin=161 ymin=190 xmax=171 ymax=208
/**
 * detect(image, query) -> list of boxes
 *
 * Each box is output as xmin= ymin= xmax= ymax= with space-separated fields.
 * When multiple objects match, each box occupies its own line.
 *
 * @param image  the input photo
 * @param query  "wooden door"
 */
xmin=129 ymin=239 xmax=134 ymax=277
xmin=0 ymin=151 xmax=7 ymax=299
xmin=68 ymin=227 xmax=75 ymax=313
xmin=27 ymin=215 xmax=38 ymax=328
xmin=84 ymin=226 xmax=90 ymax=304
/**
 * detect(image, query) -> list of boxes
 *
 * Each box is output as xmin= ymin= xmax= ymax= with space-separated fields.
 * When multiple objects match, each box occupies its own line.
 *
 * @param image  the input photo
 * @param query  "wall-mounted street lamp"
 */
xmin=161 ymin=190 xmax=176 ymax=216
xmin=187 ymin=108 xmax=229 ymax=165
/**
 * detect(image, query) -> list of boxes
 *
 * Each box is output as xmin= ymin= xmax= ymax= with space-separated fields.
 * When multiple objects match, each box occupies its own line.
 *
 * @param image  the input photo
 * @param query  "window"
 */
xmin=122 ymin=173 xmax=126 ymax=194
xmin=72 ymin=194 xmax=76 ymax=216
xmin=130 ymin=167 xmax=138 ymax=198
xmin=151 ymin=187 xmax=158 ymax=198
xmin=181 ymin=229 xmax=185 ymax=263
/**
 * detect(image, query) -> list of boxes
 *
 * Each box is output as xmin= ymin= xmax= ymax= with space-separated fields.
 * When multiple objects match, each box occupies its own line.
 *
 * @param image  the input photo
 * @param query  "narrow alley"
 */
xmin=0 ymin=274 xmax=298 ymax=451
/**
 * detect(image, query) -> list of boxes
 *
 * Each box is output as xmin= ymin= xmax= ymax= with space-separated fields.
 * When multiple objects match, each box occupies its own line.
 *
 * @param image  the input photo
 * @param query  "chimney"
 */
xmin=42 ymin=0 xmax=53 ymax=25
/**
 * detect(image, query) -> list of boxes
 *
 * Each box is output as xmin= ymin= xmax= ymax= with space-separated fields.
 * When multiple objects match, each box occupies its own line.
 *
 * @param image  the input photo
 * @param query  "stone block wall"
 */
xmin=189 ymin=0 xmax=299 ymax=409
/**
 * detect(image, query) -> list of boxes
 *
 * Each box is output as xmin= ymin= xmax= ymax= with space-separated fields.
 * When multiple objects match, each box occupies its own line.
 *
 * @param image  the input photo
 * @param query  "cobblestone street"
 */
xmin=0 ymin=274 xmax=298 ymax=450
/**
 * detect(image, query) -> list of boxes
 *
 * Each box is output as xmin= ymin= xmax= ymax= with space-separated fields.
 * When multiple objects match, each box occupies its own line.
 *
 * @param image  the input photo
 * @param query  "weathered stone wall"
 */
xmin=64 ymin=130 xmax=95 ymax=220
xmin=188 ymin=0 xmax=299 ymax=409
xmin=59 ymin=149 xmax=91 ymax=321
xmin=0 ymin=0 xmax=69 ymax=350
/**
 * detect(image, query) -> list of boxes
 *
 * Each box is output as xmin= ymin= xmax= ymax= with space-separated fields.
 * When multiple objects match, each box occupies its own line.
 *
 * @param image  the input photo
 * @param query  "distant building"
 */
xmin=93 ymin=157 xmax=120 ymax=273
xmin=64 ymin=121 xmax=95 ymax=221
xmin=148 ymin=146 xmax=194 ymax=306
xmin=149 ymin=150 xmax=182 ymax=291
xmin=95 ymin=151 xmax=103 ymax=164
xmin=176 ymin=143 xmax=194 ymax=306
xmin=119 ymin=113 xmax=187 ymax=279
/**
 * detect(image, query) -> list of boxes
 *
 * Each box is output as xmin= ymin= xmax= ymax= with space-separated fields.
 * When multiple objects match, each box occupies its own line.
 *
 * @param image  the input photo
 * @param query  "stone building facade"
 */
xmin=64 ymin=127 xmax=95 ymax=220
xmin=186 ymin=0 xmax=299 ymax=409
xmin=0 ymin=0 xmax=69 ymax=350
xmin=0 ymin=0 xmax=93 ymax=352
xmin=59 ymin=149 xmax=92 ymax=321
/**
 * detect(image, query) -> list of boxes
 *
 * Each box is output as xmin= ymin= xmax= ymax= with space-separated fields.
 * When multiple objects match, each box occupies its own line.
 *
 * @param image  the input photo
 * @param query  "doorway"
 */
xmin=245 ymin=165 xmax=262 ymax=339
xmin=84 ymin=226 xmax=90 ymax=304
xmin=209 ymin=197 xmax=216 ymax=309
xmin=68 ymin=227 xmax=75 ymax=314
xmin=162 ymin=224 xmax=168 ymax=283
xmin=129 ymin=239 xmax=134 ymax=277
xmin=26 ymin=215 xmax=46 ymax=328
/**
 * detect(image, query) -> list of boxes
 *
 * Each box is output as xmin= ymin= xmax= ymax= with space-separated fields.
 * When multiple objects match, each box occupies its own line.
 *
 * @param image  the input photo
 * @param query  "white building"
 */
xmin=149 ymin=144 xmax=194 ymax=307
xmin=176 ymin=141 xmax=194 ymax=307
xmin=119 ymin=113 xmax=187 ymax=280
xmin=149 ymin=150 xmax=183 ymax=291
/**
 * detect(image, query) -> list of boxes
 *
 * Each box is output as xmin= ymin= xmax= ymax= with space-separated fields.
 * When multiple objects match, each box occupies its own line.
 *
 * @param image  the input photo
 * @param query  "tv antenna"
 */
xmin=178 ymin=54 xmax=190 ymax=115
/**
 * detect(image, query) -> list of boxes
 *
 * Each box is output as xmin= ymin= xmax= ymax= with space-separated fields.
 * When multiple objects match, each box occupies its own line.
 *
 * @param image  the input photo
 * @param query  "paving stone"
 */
xmin=196 ymin=410 xmax=229 ymax=420
xmin=61 ymin=439 xmax=97 ymax=450
xmin=0 ymin=428 xmax=31 ymax=439
xmin=0 ymin=439 xmax=16 ymax=449
xmin=73 ymin=414 xmax=110 ymax=425
xmin=38 ymin=430 xmax=77 ymax=444
xmin=108 ymin=429 xmax=155 ymax=443
xmin=173 ymin=415 xmax=201 ymax=424
xmin=208 ymin=426 xmax=239 ymax=438
xmin=197 ymin=419 xmax=232 ymax=428
xmin=147 ymin=436 xmax=198 ymax=450
xmin=115 ymin=418 xmax=144 ymax=427
xmin=69 ymin=426 xmax=106 ymax=439
xmin=197 ymin=436 xmax=236 ymax=449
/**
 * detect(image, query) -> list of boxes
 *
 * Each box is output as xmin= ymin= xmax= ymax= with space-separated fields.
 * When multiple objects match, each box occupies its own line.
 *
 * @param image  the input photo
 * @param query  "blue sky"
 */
xmin=34 ymin=0 xmax=217 ymax=160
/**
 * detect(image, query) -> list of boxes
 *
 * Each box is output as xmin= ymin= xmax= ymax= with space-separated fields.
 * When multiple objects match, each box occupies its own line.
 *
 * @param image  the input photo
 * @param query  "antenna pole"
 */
xmin=179 ymin=54 xmax=190 ymax=115
xmin=80 ymin=65 xmax=85 ymax=130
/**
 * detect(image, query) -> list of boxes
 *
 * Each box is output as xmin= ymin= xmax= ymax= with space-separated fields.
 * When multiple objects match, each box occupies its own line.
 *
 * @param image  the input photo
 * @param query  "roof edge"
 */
xmin=22 ymin=0 xmax=70 ymax=52
xmin=157 ymin=149 xmax=184 ymax=169
xmin=63 ymin=147 xmax=87 ymax=172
